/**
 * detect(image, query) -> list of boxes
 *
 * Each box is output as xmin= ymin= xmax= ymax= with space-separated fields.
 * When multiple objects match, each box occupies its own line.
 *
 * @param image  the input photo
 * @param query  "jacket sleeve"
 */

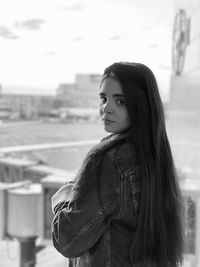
xmin=51 ymin=153 xmax=120 ymax=258
xmin=51 ymin=181 xmax=75 ymax=214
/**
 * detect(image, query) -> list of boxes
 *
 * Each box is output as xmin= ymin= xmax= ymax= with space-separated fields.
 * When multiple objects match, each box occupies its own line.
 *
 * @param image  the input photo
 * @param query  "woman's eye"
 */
xmin=100 ymin=96 xmax=107 ymax=104
xmin=116 ymin=98 xmax=125 ymax=105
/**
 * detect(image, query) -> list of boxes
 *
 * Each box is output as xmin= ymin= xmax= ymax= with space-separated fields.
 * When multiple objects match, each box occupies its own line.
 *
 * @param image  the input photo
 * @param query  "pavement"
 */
xmin=0 ymin=239 xmax=68 ymax=267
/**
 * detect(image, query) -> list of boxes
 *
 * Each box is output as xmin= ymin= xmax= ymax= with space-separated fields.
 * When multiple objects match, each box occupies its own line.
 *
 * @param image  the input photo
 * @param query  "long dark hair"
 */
xmin=100 ymin=62 xmax=184 ymax=266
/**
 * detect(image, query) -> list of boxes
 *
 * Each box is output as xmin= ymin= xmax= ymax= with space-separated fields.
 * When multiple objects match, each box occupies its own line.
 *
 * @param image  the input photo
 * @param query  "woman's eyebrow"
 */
xmin=99 ymin=92 xmax=105 ymax=96
xmin=99 ymin=93 xmax=124 ymax=97
xmin=113 ymin=94 xmax=124 ymax=97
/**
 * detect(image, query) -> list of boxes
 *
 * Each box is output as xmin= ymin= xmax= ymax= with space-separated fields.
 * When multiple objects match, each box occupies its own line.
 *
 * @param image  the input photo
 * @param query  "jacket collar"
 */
xmin=89 ymin=129 xmax=132 ymax=155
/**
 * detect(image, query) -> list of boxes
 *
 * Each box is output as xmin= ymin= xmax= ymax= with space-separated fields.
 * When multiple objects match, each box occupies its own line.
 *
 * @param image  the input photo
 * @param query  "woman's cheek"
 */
xmin=99 ymin=105 xmax=103 ymax=117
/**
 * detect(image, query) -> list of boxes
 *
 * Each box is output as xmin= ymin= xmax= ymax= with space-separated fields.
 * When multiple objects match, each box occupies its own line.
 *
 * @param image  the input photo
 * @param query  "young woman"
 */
xmin=51 ymin=62 xmax=184 ymax=267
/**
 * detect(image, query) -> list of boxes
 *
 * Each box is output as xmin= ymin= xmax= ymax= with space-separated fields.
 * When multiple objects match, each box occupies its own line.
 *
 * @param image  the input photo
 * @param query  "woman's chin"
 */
xmin=103 ymin=125 xmax=120 ymax=134
xmin=103 ymin=125 xmax=115 ymax=133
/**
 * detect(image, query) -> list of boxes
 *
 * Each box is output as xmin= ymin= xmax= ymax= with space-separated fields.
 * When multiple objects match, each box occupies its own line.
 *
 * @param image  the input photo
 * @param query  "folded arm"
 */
xmin=51 ymin=153 xmax=120 ymax=258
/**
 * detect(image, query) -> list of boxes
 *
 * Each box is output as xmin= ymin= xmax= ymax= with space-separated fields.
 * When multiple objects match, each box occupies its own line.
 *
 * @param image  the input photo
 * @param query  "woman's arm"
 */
xmin=51 ymin=181 xmax=74 ymax=214
xmin=51 ymin=153 xmax=120 ymax=258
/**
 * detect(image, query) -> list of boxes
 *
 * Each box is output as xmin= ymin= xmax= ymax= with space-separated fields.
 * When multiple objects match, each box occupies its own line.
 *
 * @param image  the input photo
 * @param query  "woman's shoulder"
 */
xmin=85 ymin=133 xmax=138 ymax=169
xmin=115 ymin=140 xmax=138 ymax=167
xmin=86 ymin=133 xmax=122 ymax=156
xmin=99 ymin=138 xmax=138 ymax=169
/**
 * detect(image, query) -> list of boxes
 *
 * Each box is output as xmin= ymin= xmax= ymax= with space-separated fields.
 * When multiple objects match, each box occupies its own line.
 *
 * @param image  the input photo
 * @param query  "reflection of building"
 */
xmin=56 ymin=74 xmax=101 ymax=108
xmin=168 ymin=2 xmax=200 ymax=261
xmin=168 ymin=0 xmax=200 ymax=168
xmin=170 ymin=2 xmax=200 ymax=112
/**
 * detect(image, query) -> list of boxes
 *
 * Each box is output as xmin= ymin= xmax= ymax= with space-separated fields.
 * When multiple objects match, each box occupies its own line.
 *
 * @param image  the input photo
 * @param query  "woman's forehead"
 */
xmin=100 ymin=77 xmax=123 ymax=94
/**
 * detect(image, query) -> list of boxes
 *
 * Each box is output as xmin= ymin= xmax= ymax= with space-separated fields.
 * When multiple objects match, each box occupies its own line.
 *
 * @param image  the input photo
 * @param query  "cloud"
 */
xmin=72 ymin=36 xmax=84 ymax=42
xmin=0 ymin=25 xmax=19 ymax=39
xmin=108 ymin=34 xmax=124 ymax=41
xmin=15 ymin=19 xmax=45 ymax=31
xmin=148 ymin=43 xmax=159 ymax=48
xmin=43 ymin=51 xmax=56 ymax=56
xmin=158 ymin=64 xmax=170 ymax=70
xmin=61 ymin=2 xmax=87 ymax=11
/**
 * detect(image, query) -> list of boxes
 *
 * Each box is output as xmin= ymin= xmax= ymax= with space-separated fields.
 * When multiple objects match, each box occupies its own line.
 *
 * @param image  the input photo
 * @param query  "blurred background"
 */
xmin=0 ymin=0 xmax=200 ymax=266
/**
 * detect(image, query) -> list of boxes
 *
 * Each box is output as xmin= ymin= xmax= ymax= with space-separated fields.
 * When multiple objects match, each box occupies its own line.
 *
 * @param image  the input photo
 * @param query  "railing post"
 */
xmin=18 ymin=237 xmax=37 ymax=267
xmin=195 ymin=196 xmax=200 ymax=266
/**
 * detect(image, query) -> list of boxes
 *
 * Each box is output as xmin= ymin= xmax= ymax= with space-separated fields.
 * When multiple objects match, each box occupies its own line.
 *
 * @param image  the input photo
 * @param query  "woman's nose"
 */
xmin=102 ymin=100 xmax=113 ymax=114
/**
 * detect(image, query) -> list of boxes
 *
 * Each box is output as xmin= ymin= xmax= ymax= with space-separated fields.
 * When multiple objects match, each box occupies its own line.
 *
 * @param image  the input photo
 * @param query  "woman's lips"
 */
xmin=102 ymin=118 xmax=114 ymax=125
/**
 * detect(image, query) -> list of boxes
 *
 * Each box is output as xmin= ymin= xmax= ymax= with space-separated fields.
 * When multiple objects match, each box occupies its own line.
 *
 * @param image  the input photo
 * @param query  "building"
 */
xmin=0 ymin=94 xmax=56 ymax=120
xmin=56 ymin=74 xmax=102 ymax=108
xmin=57 ymin=83 xmax=77 ymax=96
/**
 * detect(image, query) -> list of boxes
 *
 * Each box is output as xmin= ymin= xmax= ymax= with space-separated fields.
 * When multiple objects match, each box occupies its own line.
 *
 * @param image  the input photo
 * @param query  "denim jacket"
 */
xmin=51 ymin=133 xmax=140 ymax=267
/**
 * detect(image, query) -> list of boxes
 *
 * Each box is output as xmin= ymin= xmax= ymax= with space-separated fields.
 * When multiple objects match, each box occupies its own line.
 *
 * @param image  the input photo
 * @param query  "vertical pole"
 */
xmin=18 ymin=237 xmax=37 ymax=267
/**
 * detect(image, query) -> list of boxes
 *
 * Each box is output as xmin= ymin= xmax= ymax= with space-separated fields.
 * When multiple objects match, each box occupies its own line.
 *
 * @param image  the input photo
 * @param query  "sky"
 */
xmin=0 ymin=0 xmax=174 ymax=98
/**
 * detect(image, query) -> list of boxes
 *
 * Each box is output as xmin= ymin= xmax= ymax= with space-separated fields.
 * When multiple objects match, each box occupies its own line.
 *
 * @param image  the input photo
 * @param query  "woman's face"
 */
xmin=99 ymin=77 xmax=131 ymax=134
